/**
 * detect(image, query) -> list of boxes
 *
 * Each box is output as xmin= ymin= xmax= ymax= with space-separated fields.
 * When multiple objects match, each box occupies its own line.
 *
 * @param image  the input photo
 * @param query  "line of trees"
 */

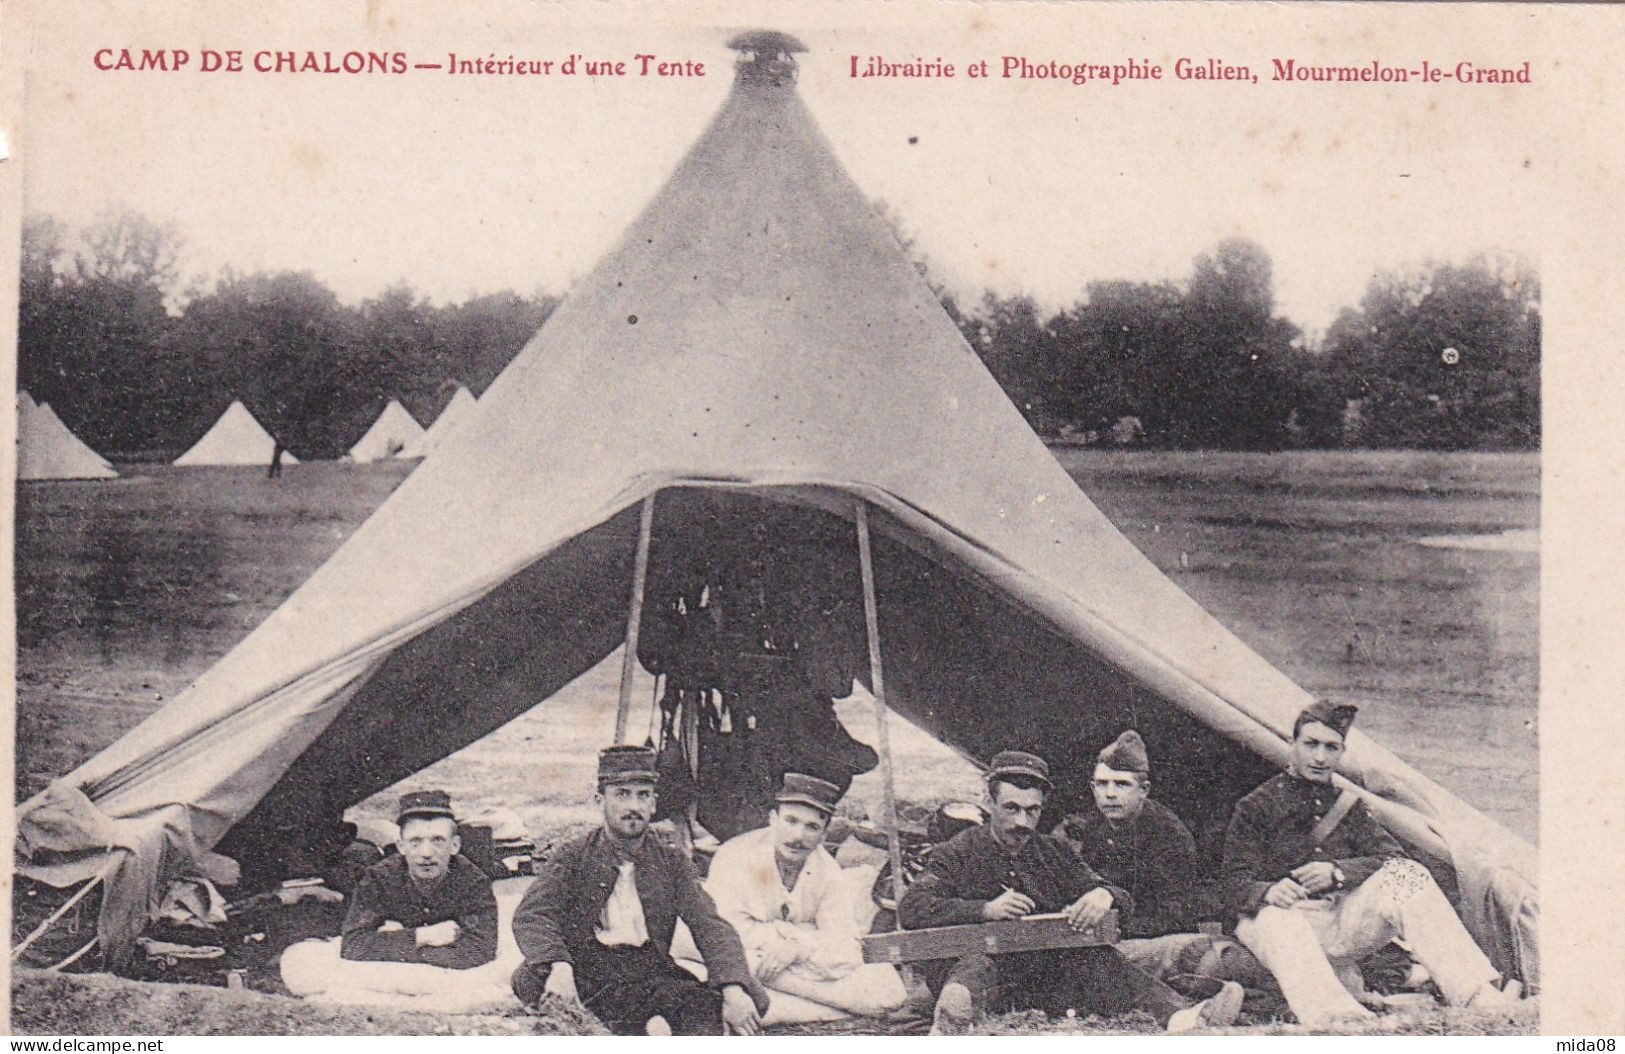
xmin=936 ymin=239 xmax=1539 ymax=451
xmin=18 ymin=209 xmax=1539 ymax=459
xmin=20 ymin=211 xmax=557 ymax=459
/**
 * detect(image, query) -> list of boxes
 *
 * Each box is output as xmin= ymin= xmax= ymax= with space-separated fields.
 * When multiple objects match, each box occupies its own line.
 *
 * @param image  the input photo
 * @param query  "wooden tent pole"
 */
xmin=48 ymin=936 xmax=99 ymax=973
xmin=614 ymin=494 xmax=658 ymax=744
xmin=856 ymin=500 xmax=907 ymax=923
xmin=11 ymin=874 xmax=103 ymax=963
xmin=681 ymin=690 xmax=701 ymax=858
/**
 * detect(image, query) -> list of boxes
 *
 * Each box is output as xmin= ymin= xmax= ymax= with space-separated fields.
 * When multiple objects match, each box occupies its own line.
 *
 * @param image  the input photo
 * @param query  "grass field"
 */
xmin=10 ymin=450 xmax=1539 ymax=1035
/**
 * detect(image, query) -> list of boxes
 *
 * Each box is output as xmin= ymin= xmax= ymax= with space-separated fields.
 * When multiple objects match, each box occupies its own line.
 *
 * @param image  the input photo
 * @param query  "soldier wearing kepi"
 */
xmin=1057 ymin=731 xmax=1254 ymax=985
xmin=899 ymin=750 xmax=1245 ymax=1035
xmin=703 ymin=772 xmax=907 ymax=1018
xmin=511 ymin=745 xmax=771 ymax=1035
xmin=1222 ymin=701 xmax=1522 ymax=1028
xmin=340 ymin=789 xmax=499 ymax=969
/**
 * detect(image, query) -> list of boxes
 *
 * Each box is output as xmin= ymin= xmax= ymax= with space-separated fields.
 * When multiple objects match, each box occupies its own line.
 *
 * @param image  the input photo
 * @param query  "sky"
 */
xmin=12 ymin=1 xmax=1548 ymax=338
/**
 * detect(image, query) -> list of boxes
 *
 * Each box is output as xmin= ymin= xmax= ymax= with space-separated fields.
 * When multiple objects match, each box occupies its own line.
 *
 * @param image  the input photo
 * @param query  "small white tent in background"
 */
xmin=347 ymin=399 xmax=424 ymax=463
xmin=399 ymin=386 xmax=478 ymax=460
xmin=34 ymin=403 xmax=117 ymax=473
xmin=16 ymin=392 xmax=118 ymax=480
xmin=173 ymin=400 xmax=295 ymax=467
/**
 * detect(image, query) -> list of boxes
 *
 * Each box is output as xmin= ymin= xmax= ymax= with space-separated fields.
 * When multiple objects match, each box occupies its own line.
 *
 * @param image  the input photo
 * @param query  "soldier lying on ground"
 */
xmin=279 ymin=790 xmax=501 ymax=1007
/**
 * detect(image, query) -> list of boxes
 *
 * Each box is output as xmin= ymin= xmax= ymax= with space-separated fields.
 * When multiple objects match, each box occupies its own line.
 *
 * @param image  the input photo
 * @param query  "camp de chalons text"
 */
xmin=851 ymin=55 xmax=1532 ymax=85
xmin=90 ymin=49 xmax=706 ymax=77
xmin=90 ymin=48 xmax=1528 ymax=85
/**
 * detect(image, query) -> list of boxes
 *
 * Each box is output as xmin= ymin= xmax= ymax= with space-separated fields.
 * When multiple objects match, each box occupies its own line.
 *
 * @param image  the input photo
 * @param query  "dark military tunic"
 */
xmin=340 ymin=853 xmax=498 ymax=969
xmin=898 ymin=824 xmax=1198 ymax=1024
xmin=1222 ymin=773 xmax=1406 ymax=917
xmin=511 ymin=828 xmax=768 ymax=1034
xmin=898 ymin=823 xmax=1132 ymax=927
xmin=1057 ymin=798 xmax=1201 ymax=938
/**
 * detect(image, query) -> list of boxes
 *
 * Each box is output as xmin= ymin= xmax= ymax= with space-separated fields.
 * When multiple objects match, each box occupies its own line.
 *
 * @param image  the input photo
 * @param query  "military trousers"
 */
xmin=930 ymin=945 xmax=1193 ymax=1025
xmin=1234 ymin=859 xmax=1498 ymax=1028
xmin=514 ymin=942 xmax=724 ymax=1035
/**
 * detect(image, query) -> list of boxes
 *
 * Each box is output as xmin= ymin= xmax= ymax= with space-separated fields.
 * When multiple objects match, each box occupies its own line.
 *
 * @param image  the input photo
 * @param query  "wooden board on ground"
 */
xmin=861 ymin=911 xmax=1119 ymax=964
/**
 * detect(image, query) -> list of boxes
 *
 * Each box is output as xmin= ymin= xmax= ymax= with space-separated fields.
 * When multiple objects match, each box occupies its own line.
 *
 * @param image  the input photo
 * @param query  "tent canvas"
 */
xmin=16 ymin=392 xmax=118 ymax=480
xmin=347 ymin=399 xmax=425 ymax=463
xmin=17 ymin=36 xmax=1537 ymax=985
xmin=172 ymin=400 xmax=296 ymax=467
xmin=399 ymin=386 xmax=478 ymax=460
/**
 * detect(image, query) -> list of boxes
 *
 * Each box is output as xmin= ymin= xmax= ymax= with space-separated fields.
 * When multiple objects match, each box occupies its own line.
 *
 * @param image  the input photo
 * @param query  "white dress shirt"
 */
xmin=596 ymin=860 xmax=651 ymax=947
xmin=704 ymin=826 xmax=861 ymax=980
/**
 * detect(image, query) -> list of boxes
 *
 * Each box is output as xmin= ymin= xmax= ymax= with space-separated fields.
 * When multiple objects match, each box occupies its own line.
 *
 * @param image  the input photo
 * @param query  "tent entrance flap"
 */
xmin=212 ymin=502 xmax=647 ymax=873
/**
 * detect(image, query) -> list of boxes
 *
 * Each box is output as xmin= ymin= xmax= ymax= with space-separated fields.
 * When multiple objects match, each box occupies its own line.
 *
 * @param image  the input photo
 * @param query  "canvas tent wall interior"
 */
xmin=16 ymin=391 xmax=118 ymax=481
xmin=346 ymin=398 xmax=425 ymax=462
xmin=172 ymin=400 xmax=297 ymax=467
xmin=16 ymin=33 xmax=1537 ymax=987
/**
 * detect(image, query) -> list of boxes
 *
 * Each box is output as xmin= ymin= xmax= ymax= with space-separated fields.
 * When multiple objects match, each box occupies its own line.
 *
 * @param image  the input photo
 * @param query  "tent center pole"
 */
xmin=855 ymin=500 xmax=907 ymax=925
xmin=614 ymin=493 xmax=657 ymax=744
xmin=681 ymin=691 xmax=702 ymax=858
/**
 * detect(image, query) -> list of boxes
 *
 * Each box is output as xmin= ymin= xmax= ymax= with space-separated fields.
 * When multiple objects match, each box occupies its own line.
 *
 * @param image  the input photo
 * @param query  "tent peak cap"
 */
xmin=726 ymin=29 xmax=807 ymax=87
xmin=726 ymin=29 xmax=808 ymax=55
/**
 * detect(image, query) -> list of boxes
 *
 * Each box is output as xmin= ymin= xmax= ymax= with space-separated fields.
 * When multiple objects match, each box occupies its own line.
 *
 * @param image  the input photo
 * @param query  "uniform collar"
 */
xmin=1284 ymin=772 xmax=1336 ymax=793
xmin=593 ymin=826 xmax=658 ymax=864
xmin=759 ymin=826 xmax=831 ymax=888
xmin=986 ymin=823 xmax=1040 ymax=858
xmin=1101 ymin=804 xmax=1148 ymax=833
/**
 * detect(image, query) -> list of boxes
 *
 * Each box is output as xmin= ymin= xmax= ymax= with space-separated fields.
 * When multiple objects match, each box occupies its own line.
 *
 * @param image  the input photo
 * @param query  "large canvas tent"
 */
xmin=399 ymin=385 xmax=478 ymax=460
xmin=346 ymin=399 xmax=424 ymax=463
xmin=16 ymin=392 xmax=118 ymax=480
xmin=173 ymin=400 xmax=295 ymax=467
xmin=17 ymin=34 xmax=1536 ymax=984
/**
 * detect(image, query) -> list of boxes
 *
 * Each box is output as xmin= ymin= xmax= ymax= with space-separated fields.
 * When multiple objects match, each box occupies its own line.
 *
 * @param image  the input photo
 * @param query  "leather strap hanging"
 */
xmin=1309 ymin=788 xmax=1360 ymax=845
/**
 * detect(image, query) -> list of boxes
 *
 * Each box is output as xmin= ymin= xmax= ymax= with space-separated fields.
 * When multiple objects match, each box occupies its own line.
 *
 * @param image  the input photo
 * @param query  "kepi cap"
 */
xmin=775 ymin=772 xmax=843 ymax=816
xmin=397 ymin=789 xmax=457 ymax=826
xmin=987 ymin=750 xmax=1053 ymax=791
xmin=1098 ymin=730 xmax=1150 ymax=774
xmin=598 ymin=744 xmax=660 ymax=786
xmin=1298 ymin=700 xmax=1359 ymax=738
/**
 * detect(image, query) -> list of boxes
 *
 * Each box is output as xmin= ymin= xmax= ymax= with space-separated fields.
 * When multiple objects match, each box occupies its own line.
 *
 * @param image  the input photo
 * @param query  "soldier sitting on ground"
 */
xmin=898 ymin=749 xmax=1245 ymax=1035
xmin=702 ymin=772 xmax=907 ymax=1021
xmin=1222 ymin=701 xmax=1523 ymax=1028
xmin=1056 ymin=730 xmax=1266 ymax=992
xmin=510 ymin=745 xmax=771 ymax=1036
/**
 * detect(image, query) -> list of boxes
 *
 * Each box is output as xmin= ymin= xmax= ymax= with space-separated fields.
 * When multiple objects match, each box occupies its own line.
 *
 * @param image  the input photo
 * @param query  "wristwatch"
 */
xmin=1332 ymin=865 xmax=1347 ymax=890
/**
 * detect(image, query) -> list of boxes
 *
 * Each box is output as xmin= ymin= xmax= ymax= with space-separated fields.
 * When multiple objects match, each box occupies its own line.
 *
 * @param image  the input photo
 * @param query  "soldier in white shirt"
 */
xmin=704 ymin=773 xmax=907 ymax=1018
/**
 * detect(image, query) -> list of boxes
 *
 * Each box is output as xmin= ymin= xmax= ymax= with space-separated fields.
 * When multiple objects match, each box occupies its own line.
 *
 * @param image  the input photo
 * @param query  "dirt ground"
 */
xmin=9 ymin=968 xmax=1536 ymax=1037
xmin=9 ymin=451 xmax=1539 ymax=1035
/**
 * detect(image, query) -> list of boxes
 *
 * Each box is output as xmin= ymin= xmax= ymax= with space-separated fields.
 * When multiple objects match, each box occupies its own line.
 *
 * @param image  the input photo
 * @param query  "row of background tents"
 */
xmin=15 ymin=386 xmax=480 ymax=478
